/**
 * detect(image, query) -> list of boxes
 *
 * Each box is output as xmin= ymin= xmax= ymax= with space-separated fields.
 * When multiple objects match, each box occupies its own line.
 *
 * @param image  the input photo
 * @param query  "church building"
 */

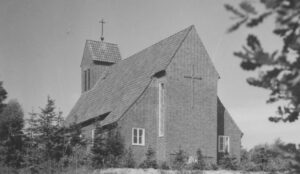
xmin=65 ymin=25 xmax=242 ymax=164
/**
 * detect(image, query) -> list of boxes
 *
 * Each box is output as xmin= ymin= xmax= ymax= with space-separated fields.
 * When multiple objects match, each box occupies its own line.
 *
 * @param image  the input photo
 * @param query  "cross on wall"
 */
xmin=184 ymin=64 xmax=202 ymax=108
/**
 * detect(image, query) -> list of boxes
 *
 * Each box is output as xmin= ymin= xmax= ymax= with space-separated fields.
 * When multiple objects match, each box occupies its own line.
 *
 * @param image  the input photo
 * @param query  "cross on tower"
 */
xmin=184 ymin=64 xmax=202 ymax=108
xmin=99 ymin=19 xmax=106 ymax=41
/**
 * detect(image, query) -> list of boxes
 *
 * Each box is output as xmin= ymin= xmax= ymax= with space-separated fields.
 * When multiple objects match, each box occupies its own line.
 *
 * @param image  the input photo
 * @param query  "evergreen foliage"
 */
xmin=171 ymin=147 xmax=188 ymax=170
xmin=139 ymin=147 xmax=158 ymax=169
xmin=0 ymin=82 xmax=7 ymax=113
xmin=24 ymin=96 xmax=67 ymax=172
xmin=226 ymin=0 xmax=300 ymax=122
xmin=238 ymin=139 xmax=298 ymax=172
xmin=218 ymin=153 xmax=239 ymax=170
xmin=122 ymin=147 xmax=136 ymax=168
xmin=91 ymin=129 xmax=125 ymax=168
xmin=0 ymin=100 xmax=25 ymax=168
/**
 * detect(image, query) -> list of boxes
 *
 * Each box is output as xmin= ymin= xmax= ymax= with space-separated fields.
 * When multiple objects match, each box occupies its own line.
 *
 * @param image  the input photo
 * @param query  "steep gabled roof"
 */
xmin=65 ymin=25 xmax=194 ymax=126
xmin=82 ymin=40 xmax=121 ymax=65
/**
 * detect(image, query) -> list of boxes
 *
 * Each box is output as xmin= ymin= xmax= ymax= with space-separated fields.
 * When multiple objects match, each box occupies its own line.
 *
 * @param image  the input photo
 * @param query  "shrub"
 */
xmin=122 ymin=147 xmax=136 ymax=168
xmin=139 ymin=147 xmax=158 ymax=169
xmin=159 ymin=161 xmax=170 ymax=170
xmin=192 ymin=149 xmax=205 ymax=170
xmin=205 ymin=163 xmax=218 ymax=170
xmin=91 ymin=129 xmax=125 ymax=168
xmin=218 ymin=153 xmax=239 ymax=170
xmin=171 ymin=147 xmax=188 ymax=170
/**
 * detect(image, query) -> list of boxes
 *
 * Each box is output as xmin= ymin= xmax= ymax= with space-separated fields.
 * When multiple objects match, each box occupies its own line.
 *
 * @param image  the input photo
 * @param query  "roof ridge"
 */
xmin=160 ymin=25 xmax=194 ymax=73
xmin=86 ymin=39 xmax=119 ymax=46
xmin=122 ymin=25 xmax=194 ymax=62
xmin=113 ymin=25 xmax=194 ymax=123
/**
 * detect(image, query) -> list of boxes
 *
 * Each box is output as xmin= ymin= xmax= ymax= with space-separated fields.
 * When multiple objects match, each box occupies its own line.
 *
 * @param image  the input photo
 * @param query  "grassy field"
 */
xmin=61 ymin=168 xmax=270 ymax=174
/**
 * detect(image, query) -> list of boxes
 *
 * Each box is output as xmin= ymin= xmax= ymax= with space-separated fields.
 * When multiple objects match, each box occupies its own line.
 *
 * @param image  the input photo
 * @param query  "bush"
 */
xmin=192 ymin=149 xmax=205 ymax=170
xmin=139 ymin=147 xmax=158 ymax=169
xmin=159 ymin=161 xmax=170 ymax=170
xmin=171 ymin=147 xmax=188 ymax=170
xmin=91 ymin=130 xmax=125 ymax=168
xmin=218 ymin=153 xmax=239 ymax=170
xmin=122 ymin=147 xmax=136 ymax=168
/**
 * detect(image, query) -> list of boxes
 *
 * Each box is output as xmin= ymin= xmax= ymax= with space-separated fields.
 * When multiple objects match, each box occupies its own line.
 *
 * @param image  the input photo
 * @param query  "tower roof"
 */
xmin=83 ymin=40 xmax=122 ymax=64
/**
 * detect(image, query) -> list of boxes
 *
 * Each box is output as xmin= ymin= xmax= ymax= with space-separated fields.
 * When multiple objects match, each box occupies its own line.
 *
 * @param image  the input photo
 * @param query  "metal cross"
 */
xmin=184 ymin=64 xmax=202 ymax=108
xmin=99 ymin=19 xmax=106 ymax=41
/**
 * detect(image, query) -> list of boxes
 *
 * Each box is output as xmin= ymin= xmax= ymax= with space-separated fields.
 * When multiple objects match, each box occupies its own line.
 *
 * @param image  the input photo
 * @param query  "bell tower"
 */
xmin=80 ymin=20 xmax=121 ymax=93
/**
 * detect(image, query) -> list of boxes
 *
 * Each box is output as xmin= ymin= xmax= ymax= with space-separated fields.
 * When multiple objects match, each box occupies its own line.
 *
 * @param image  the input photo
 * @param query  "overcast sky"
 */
xmin=1 ymin=0 xmax=299 ymax=149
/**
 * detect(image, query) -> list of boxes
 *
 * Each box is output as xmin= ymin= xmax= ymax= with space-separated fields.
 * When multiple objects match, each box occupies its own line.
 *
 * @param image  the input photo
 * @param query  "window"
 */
xmin=87 ymin=69 xmax=90 ymax=90
xmin=84 ymin=69 xmax=91 ymax=91
xmin=132 ymin=128 xmax=145 ymax=145
xmin=218 ymin=136 xmax=230 ymax=153
xmin=158 ymin=82 xmax=165 ymax=137
xmin=91 ymin=129 xmax=95 ymax=145
xmin=84 ymin=70 xmax=87 ymax=91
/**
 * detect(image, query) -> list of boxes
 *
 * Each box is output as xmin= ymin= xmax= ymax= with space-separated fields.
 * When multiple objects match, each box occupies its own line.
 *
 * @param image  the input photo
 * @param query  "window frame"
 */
xmin=218 ymin=135 xmax=230 ymax=153
xmin=158 ymin=82 xmax=165 ymax=137
xmin=84 ymin=70 xmax=87 ymax=91
xmin=132 ymin=128 xmax=145 ymax=146
xmin=87 ymin=69 xmax=90 ymax=90
xmin=91 ymin=129 xmax=95 ymax=146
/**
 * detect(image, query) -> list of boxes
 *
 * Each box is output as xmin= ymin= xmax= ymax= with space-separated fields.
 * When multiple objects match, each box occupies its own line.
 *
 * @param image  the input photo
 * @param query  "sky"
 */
xmin=0 ymin=0 xmax=299 ymax=149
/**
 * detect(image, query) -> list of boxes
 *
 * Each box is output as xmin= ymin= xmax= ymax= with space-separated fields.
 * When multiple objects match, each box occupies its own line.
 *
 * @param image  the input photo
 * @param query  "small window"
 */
xmin=91 ymin=129 xmax=95 ymax=145
xmin=219 ymin=136 xmax=230 ymax=153
xmin=132 ymin=128 xmax=145 ymax=146
xmin=158 ymin=82 xmax=165 ymax=137
xmin=84 ymin=69 xmax=91 ymax=91
xmin=87 ymin=69 xmax=91 ymax=90
xmin=84 ymin=70 xmax=87 ymax=91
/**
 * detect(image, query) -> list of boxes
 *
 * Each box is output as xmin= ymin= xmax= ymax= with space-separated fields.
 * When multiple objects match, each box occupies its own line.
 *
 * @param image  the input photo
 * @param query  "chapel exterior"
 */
xmin=65 ymin=25 xmax=242 ymax=164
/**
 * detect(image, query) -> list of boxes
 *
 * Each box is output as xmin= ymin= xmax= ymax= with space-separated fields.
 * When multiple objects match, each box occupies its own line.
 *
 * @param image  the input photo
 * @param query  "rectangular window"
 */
xmin=87 ymin=69 xmax=90 ymax=90
xmin=158 ymin=82 xmax=165 ymax=137
xmin=132 ymin=128 xmax=145 ymax=145
xmin=84 ymin=69 xmax=91 ymax=91
xmin=84 ymin=70 xmax=87 ymax=91
xmin=218 ymin=136 xmax=230 ymax=153
xmin=91 ymin=129 xmax=95 ymax=146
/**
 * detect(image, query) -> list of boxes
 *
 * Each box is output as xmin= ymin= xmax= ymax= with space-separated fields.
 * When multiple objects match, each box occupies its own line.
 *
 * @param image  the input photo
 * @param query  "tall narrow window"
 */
xmin=132 ymin=128 xmax=145 ymax=145
xmin=91 ymin=129 xmax=95 ymax=146
xmin=84 ymin=70 xmax=87 ymax=91
xmin=84 ymin=69 xmax=91 ymax=91
xmin=218 ymin=136 xmax=230 ymax=153
xmin=87 ymin=69 xmax=90 ymax=90
xmin=158 ymin=82 xmax=165 ymax=137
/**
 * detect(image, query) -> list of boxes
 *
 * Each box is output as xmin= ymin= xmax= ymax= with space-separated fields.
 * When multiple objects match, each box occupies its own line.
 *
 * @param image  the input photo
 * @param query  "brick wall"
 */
xmin=217 ymin=99 xmax=242 ymax=162
xmin=165 ymin=27 xmax=219 ymax=163
xmin=117 ymin=82 xmax=159 ymax=163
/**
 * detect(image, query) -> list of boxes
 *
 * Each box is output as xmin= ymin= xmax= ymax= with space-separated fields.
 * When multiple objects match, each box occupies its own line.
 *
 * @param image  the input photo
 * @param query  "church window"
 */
xmin=218 ymin=136 xmax=230 ymax=153
xmin=87 ymin=69 xmax=90 ymax=90
xmin=84 ymin=70 xmax=87 ymax=91
xmin=84 ymin=69 xmax=91 ymax=91
xmin=132 ymin=128 xmax=145 ymax=145
xmin=91 ymin=129 xmax=95 ymax=146
xmin=158 ymin=82 xmax=165 ymax=137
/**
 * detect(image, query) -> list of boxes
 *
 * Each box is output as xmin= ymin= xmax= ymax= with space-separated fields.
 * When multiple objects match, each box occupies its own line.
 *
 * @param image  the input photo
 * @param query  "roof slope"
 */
xmin=217 ymin=97 xmax=242 ymax=134
xmin=65 ymin=25 xmax=193 ymax=125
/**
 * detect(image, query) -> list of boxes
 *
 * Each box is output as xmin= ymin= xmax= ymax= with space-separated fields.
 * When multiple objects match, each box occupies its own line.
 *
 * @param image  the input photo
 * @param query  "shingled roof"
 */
xmin=83 ymin=40 xmax=121 ymax=64
xmin=65 ymin=25 xmax=194 ymax=126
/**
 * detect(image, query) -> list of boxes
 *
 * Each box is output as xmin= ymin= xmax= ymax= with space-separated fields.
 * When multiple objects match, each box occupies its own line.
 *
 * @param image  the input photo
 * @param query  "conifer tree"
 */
xmin=25 ymin=96 xmax=65 ymax=171
xmin=0 ymin=100 xmax=25 ymax=168
xmin=226 ymin=0 xmax=300 ymax=122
